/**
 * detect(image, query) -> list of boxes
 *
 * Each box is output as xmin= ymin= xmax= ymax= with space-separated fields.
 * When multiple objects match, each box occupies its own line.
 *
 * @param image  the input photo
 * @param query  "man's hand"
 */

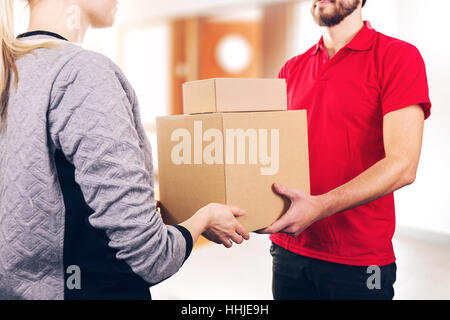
xmin=260 ymin=105 xmax=425 ymax=237
xmin=258 ymin=183 xmax=327 ymax=237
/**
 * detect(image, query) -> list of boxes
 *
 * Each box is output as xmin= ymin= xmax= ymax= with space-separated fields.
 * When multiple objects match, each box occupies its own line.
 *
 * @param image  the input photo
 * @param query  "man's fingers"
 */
xmin=273 ymin=183 xmax=301 ymax=200
xmin=280 ymin=226 xmax=297 ymax=238
xmin=259 ymin=213 xmax=292 ymax=234
xmin=254 ymin=228 xmax=267 ymax=234
xmin=236 ymin=223 xmax=250 ymax=240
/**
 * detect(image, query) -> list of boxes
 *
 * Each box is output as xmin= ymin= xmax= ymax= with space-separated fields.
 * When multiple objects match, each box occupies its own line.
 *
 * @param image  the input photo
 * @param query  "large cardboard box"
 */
xmin=156 ymin=110 xmax=310 ymax=232
xmin=182 ymin=78 xmax=287 ymax=114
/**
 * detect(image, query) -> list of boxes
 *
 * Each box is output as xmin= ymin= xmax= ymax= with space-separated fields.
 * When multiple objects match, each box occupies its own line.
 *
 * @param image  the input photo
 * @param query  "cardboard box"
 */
xmin=182 ymin=78 xmax=287 ymax=114
xmin=156 ymin=110 xmax=310 ymax=232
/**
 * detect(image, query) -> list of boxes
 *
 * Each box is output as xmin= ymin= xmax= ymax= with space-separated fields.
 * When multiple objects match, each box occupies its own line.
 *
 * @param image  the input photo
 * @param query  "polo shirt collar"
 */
xmin=312 ymin=20 xmax=376 ymax=55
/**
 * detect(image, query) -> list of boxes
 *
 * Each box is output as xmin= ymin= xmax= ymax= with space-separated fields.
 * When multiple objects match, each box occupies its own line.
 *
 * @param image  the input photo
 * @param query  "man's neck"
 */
xmin=27 ymin=2 xmax=89 ymax=44
xmin=323 ymin=11 xmax=364 ymax=59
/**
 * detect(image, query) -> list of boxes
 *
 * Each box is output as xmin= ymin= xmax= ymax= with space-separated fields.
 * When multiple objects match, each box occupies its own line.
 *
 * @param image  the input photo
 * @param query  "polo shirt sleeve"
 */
xmin=278 ymin=56 xmax=297 ymax=79
xmin=381 ymin=42 xmax=431 ymax=119
xmin=278 ymin=63 xmax=287 ymax=79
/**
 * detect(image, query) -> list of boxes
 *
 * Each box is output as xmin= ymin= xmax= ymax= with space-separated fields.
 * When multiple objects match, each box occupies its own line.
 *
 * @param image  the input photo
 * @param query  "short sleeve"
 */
xmin=278 ymin=57 xmax=294 ymax=80
xmin=381 ymin=42 xmax=431 ymax=119
xmin=278 ymin=63 xmax=287 ymax=79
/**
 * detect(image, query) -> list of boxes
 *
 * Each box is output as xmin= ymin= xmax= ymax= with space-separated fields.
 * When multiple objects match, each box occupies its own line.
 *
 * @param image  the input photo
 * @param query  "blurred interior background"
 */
xmin=14 ymin=0 xmax=450 ymax=299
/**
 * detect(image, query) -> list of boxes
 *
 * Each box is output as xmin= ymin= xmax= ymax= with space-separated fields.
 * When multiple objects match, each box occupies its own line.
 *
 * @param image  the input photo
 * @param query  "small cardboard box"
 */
xmin=156 ymin=110 xmax=309 ymax=232
xmin=182 ymin=78 xmax=287 ymax=114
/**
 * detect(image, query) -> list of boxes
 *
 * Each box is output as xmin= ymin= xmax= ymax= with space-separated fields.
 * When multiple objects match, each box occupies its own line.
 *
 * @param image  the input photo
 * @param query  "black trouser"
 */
xmin=270 ymin=243 xmax=397 ymax=300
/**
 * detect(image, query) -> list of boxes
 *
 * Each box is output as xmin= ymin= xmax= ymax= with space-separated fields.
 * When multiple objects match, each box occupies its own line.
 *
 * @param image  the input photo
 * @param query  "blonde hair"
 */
xmin=0 ymin=0 xmax=58 ymax=126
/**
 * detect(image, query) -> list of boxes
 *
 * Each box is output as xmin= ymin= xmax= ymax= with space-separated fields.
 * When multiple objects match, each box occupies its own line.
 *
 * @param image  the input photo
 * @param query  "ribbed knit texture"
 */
xmin=0 ymin=36 xmax=187 ymax=299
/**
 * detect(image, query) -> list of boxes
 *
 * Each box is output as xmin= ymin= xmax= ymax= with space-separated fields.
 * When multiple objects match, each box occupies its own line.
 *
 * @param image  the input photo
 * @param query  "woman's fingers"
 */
xmin=229 ymin=232 xmax=244 ymax=245
xmin=204 ymin=203 xmax=250 ymax=248
xmin=222 ymin=238 xmax=233 ymax=248
xmin=235 ymin=222 xmax=250 ymax=240
xmin=228 ymin=205 xmax=246 ymax=217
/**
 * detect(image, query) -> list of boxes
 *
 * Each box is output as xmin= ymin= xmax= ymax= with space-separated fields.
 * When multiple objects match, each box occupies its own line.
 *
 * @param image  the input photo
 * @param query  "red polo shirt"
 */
xmin=270 ymin=21 xmax=431 ymax=266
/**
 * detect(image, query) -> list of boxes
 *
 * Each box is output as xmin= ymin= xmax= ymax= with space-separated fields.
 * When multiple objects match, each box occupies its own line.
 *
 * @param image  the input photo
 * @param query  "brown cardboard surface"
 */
xmin=222 ymin=111 xmax=310 ymax=231
xmin=156 ymin=110 xmax=309 ymax=232
xmin=182 ymin=78 xmax=287 ymax=114
xmin=156 ymin=114 xmax=226 ymax=225
xmin=182 ymin=79 xmax=217 ymax=115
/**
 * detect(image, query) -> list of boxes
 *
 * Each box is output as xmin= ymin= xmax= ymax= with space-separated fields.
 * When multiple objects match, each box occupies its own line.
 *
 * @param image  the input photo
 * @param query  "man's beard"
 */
xmin=311 ymin=0 xmax=359 ymax=27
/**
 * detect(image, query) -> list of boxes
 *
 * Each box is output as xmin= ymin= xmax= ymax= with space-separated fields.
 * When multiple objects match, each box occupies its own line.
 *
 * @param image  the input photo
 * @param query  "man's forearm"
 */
xmin=318 ymin=156 xmax=416 ymax=219
xmin=259 ymin=153 xmax=419 ymax=236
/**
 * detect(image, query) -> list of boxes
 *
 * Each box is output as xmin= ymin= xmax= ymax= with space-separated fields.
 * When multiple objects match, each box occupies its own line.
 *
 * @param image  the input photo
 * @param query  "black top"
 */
xmin=17 ymin=30 xmax=69 ymax=41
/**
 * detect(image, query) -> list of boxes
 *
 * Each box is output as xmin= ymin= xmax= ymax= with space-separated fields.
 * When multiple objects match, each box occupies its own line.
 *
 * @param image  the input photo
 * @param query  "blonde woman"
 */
xmin=0 ymin=0 xmax=249 ymax=300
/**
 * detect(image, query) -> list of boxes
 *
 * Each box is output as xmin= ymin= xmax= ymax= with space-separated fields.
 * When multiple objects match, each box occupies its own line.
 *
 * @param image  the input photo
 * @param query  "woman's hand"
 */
xmin=180 ymin=203 xmax=250 ymax=248
xmin=199 ymin=203 xmax=250 ymax=248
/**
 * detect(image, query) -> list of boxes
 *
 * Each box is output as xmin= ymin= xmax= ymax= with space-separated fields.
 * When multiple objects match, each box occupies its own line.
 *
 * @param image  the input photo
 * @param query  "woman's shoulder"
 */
xmin=55 ymin=45 xmax=126 ymax=83
xmin=52 ymin=44 xmax=136 ymax=103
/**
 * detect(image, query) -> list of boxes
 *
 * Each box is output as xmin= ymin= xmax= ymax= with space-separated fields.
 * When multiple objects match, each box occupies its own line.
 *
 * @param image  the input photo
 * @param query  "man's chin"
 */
xmin=314 ymin=15 xmax=338 ymax=27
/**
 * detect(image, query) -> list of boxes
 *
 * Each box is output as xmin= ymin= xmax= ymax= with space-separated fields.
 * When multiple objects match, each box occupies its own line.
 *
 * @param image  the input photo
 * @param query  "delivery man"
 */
xmin=259 ymin=0 xmax=431 ymax=300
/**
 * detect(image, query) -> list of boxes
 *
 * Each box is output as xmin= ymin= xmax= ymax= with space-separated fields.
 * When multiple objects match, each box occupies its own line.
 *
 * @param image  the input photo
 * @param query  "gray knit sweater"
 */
xmin=0 ymin=34 xmax=189 ymax=300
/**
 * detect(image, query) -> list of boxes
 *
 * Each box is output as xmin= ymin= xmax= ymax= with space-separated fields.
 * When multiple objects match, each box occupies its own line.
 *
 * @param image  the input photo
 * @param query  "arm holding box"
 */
xmin=49 ymin=52 xmax=248 ymax=285
xmin=263 ymin=42 xmax=431 ymax=237
xmin=260 ymin=104 xmax=425 ymax=237
xmin=180 ymin=203 xmax=249 ymax=248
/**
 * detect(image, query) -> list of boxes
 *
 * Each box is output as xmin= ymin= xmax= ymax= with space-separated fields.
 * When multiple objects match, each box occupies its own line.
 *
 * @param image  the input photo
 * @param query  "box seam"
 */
xmin=220 ymin=114 xmax=228 ymax=204
xmin=213 ymin=79 xmax=217 ymax=113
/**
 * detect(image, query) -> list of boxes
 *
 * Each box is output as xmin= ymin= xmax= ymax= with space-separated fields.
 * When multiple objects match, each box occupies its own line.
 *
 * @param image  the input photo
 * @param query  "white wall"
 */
xmin=366 ymin=0 xmax=450 ymax=236
xmin=293 ymin=0 xmax=450 ymax=235
xmin=117 ymin=0 xmax=291 ymax=22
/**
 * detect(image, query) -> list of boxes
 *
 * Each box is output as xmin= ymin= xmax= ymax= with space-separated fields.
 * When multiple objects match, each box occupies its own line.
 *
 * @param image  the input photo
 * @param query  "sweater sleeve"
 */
xmin=48 ymin=50 xmax=192 ymax=284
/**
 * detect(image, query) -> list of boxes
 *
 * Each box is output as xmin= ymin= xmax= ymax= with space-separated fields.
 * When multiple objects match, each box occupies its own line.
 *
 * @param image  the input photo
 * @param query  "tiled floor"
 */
xmin=151 ymin=227 xmax=450 ymax=300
